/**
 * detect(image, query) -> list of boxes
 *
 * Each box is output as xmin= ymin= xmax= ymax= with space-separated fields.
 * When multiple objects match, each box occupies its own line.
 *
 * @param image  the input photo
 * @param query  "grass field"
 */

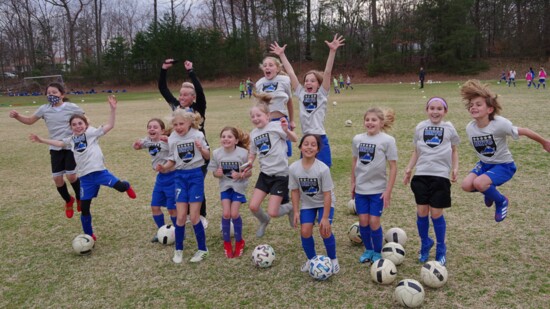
xmin=1 ymin=81 xmax=549 ymax=308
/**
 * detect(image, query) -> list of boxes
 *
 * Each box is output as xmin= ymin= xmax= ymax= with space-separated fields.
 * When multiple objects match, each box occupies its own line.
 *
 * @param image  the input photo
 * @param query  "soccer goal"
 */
xmin=23 ymin=75 xmax=64 ymax=94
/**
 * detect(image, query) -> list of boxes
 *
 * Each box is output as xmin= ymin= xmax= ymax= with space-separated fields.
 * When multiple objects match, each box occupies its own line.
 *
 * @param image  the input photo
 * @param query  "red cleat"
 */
xmin=76 ymin=199 xmax=81 ymax=212
xmin=126 ymin=186 xmax=136 ymax=199
xmin=233 ymin=239 xmax=245 ymax=258
xmin=65 ymin=197 xmax=75 ymax=219
xmin=91 ymin=234 xmax=97 ymax=241
xmin=223 ymin=241 xmax=233 ymax=258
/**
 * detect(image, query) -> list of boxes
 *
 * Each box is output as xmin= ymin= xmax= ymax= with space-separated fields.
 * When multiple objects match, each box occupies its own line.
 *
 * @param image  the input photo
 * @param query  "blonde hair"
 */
xmin=169 ymin=109 xmax=203 ymax=129
xmin=220 ymin=126 xmax=250 ymax=150
xmin=180 ymin=82 xmax=196 ymax=96
xmin=460 ymin=79 xmax=501 ymax=120
xmin=258 ymin=56 xmax=288 ymax=76
xmin=364 ymin=107 xmax=395 ymax=132
xmin=250 ymin=92 xmax=273 ymax=115
xmin=303 ymin=70 xmax=323 ymax=85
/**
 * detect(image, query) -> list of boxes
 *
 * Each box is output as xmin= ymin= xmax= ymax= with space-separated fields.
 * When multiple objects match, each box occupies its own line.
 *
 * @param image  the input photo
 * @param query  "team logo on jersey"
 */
xmin=358 ymin=143 xmax=376 ymax=165
xmin=72 ymin=134 xmax=88 ymax=153
xmin=254 ymin=133 xmax=271 ymax=156
xmin=148 ymin=143 xmax=162 ymax=156
xmin=262 ymin=82 xmax=278 ymax=93
xmin=221 ymin=161 xmax=239 ymax=179
xmin=299 ymin=178 xmax=320 ymax=197
xmin=303 ymin=94 xmax=318 ymax=113
xmin=423 ymin=126 xmax=444 ymax=148
xmin=177 ymin=142 xmax=195 ymax=163
xmin=472 ymin=135 xmax=496 ymax=157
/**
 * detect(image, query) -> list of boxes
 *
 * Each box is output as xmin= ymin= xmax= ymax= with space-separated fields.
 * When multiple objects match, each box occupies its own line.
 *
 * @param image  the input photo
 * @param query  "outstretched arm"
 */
xmin=270 ymin=42 xmax=300 ymax=91
xmin=158 ymin=59 xmax=179 ymax=111
xmin=518 ymin=127 xmax=550 ymax=152
xmin=9 ymin=110 xmax=40 ymax=125
xmin=102 ymin=95 xmax=117 ymax=134
xmin=29 ymin=133 xmax=66 ymax=148
xmin=322 ymin=34 xmax=345 ymax=92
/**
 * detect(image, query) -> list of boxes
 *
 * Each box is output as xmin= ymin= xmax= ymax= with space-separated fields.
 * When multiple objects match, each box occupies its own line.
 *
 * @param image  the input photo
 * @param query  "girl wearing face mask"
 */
xmin=9 ymin=82 xmax=85 ymax=220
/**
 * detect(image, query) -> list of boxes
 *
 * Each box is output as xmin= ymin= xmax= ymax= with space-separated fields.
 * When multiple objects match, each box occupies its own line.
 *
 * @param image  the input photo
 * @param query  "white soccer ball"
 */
xmin=370 ymin=258 xmax=397 ymax=285
xmin=420 ymin=261 xmax=448 ymax=288
xmin=72 ymin=234 xmax=95 ymax=255
xmin=251 ymin=244 xmax=276 ymax=268
xmin=332 ymin=101 xmax=337 ymax=106
xmin=345 ymin=119 xmax=352 ymax=127
xmin=219 ymin=221 xmax=235 ymax=237
xmin=308 ymin=255 xmax=333 ymax=281
xmin=347 ymin=199 xmax=357 ymax=215
xmin=157 ymin=224 xmax=175 ymax=245
xmin=394 ymin=279 xmax=425 ymax=308
xmin=385 ymin=227 xmax=408 ymax=246
xmin=347 ymin=222 xmax=362 ymax=244
xmin=381 ymin=242 xmax=406 ymax=266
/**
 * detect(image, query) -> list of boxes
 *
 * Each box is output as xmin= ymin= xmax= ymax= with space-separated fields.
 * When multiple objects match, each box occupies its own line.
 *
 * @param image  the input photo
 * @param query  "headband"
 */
xmin=426 ymin=97 xmax=448 ymax=110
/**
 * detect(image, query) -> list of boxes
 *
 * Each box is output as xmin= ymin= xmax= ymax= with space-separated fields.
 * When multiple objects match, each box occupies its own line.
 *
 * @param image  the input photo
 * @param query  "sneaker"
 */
xmin=371 ymin=252 xmax=382 ymax=263
xmin=301 ymin=260 xmax=310 ymax=272
xmin=200 ymin=216 xmax=209 ymax=229
xmin=223 ymin=241 xmax=233 ymax=258
xmin=126 ymin=185 xmax=136 ymax=199
xmin=65 ymin=197 xmax=75 ymax=219
xmin=435 ymin=243 xmax=447 ymax=266
xmin=484 ymin=195 xmax=494 ymax=207
xmin=331 ymin=258 xmax=340 ymax=274
xmin=76 ymin=199 xmax=81 ymax=212
xmin=91 ymin=234 xmax=97 ymax=242
xmin=234 ymin=239 xmax=245 ymax=258
xmin=418 ymin=238 xmax=434 ymax=263
xmin=173 ymin=250 xmax=183 ymax=264
xmin=151 ymin=235 xmax=159 ymax=243
xmin=190 ymin=249 xmax=209 ymax=263
xmin=256 ymin=219 xmax=270 ymax=238
xmin=359 ymin=250 xmax=374 ymax=263
xmin=495 ymin=196 xmax=509 ymax=222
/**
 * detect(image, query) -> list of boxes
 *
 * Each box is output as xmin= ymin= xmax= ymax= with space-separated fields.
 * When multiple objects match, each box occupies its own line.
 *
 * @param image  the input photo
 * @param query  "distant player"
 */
xmin=537 ymin=67 xmax=546 ymax=89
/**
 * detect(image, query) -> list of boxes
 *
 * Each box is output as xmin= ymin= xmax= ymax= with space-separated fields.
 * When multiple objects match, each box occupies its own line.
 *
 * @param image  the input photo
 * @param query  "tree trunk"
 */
xmin=94 ymin=0 xmax=103 ymax=81
xmin=305 ymin=0 xmax=311 ymax=61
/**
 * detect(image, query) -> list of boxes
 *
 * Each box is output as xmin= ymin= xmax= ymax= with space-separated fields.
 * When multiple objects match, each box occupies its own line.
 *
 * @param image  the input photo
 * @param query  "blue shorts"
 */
xmin=300 ymin=207 xmax=334 ymax=225
xmin=151 ymin=171 xmax=176 ymax=209
xmin=270 ymin=116 xmax=292 ymax=157
xmin=175 ymin=168 xmax=204 ymax=203
xmin=355 ymin=193 xmax=384 ymax=217
xmin=471 ymin=161 xmax=517 ymax=186
xmin=220 ymin=188 xmax=247 ymax=203
xmin=80 ymin=169 xmax=120 ymax=200
xmin=540 ymin=78 xmax=546 ymax=83
xmin=300 ymin=134 xmax=332 ymax=167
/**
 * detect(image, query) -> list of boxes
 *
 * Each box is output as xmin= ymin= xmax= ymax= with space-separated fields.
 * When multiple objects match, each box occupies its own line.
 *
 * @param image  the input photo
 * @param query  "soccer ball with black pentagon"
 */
xmin=394 ymin=279 xmax=425 ymax=308
xmin=72 ymin=234 xmax=94 ymax=255
xmin=370 ymin=258 xmax=397 ymax=284
xmin=384 ymin=227 xmax=408 ymax=246
xmin=420 ymin=261 xmax=448 ymax=288
xmin=381 ymin=242 xmax=406 ymax=265
xmin=157 ymin=224 xmax=175 ymax=245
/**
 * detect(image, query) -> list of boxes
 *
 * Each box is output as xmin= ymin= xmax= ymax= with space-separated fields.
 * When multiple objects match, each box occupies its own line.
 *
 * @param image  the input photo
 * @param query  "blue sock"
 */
xmin=417 ymin=215 xmax=430 ymax=243
xmin=193 ymin=221 xmax=207 ymax=251
xmin=371 ymin=226 xmax=383 ymax=253
xmin=432 ymin=216 xmax=446 ymax=245
xmin=233 ymin=216 xmax=243 ymax=242
xmin=170 ymin=216 xmax=177 ymax=226
xmin=153 ymin=214 xmax=165 ymax=228
xmin=175 ymin=224 xmax=185 ymax=250
xmin=221 ymin=217 xmax=231 ymax=242
xmin=483 ymin=185 xmax=505 ymax=204
xmin=80 ymin=214 xmax=93 ymax=236
xmin=301 ymin=236 xmax=316 ymax=259
xmin=322 ymin=234 xmax=337 ymax=259
xmin=359 ymin=225 xmax=373 ymax=251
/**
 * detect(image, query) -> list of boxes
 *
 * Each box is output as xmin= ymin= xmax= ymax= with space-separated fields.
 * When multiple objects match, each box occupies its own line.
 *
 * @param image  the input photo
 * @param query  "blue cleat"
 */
xmin=371 ymin=252 xmax=382 ymax=263
xmin=359 ymin=250 xmax=374 ymax=263
xmin=418 ymin=238 xmax=434 ymax=263
xmin=495 ymin=196 xmax=509 ymax=222
xmin=435 ymin=243 xmax=447 ymax=266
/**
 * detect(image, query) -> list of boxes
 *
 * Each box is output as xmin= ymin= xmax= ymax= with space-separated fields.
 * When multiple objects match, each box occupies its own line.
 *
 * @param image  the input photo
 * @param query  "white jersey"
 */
xmin=138 ymin=137 xmax=171 ymax=171
xmin=34 ymin=102 xmax=84 ymax=151
xmin=352 ymin=132 xmax=398 ymax=195
xmin=167 ymin=128 xmax=209 ymax=170
xmin=295 ymin=84 xmax=328 ymax=135
xmin=255 ymin=75 xmax=292 ymax=117
xmin=208 ymin=146 xmax=249 ymax=195
xmin=250 ymin=121 xmax=289 ymax=176
xmin=289 ymin=159 xmax=335 ymax=210
xmin=412 ymin=120 xmax=460 ymax=178
xmin=62 ymin=126 xmax=106 ymax=177
xmin=466 ymin=116 xmax=518 ymax=164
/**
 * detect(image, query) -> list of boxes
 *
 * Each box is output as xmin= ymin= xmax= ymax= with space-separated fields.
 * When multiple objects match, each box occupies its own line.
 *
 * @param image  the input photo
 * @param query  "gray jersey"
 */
xmin=63 ymin=126 xmax=106 ymax=176
xmin=256 ymin=75 xmax=292 ymax=117
xmin=466 ymin=115 xmax=518 ymax=164
xmin=167 ymin=128 xmax=209 ymax=170
xmin=139 ymin=137 xmax=171 ymax=171
xmin=295 ymin=84 xmax=328 ymax=135
xmin=289 ymin=159 xmax=335 ymax=210
xmin=413 ymin=120 xmax=460 ymax=178
xmin=250 ymin=121 xmax=289 ymax=176
xmin=208 ymin=146 xmax=249 ymax=195
xmin=34 ymin=102 xmax=84 ymax=151
xmin=352 ymin=132 xmax=398 ymax=195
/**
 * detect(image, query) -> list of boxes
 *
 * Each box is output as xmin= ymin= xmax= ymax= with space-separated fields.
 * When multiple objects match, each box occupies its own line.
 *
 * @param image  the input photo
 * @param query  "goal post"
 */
xmin=23 ymin=75 xmax=64 ymax=93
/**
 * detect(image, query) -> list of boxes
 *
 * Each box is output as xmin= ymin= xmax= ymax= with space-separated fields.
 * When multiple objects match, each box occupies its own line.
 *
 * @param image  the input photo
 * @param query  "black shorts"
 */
xmin=410 ymin=175 xmax=451 ymax=209
xmin=255 ymin=172 xmax=289 ymax=203
xmin=50 ymin=149 xmax=77 ymax=176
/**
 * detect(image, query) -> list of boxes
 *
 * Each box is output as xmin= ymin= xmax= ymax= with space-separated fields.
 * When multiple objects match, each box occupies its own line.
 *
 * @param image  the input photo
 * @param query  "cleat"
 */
xmin=65 ymin=197 xmax=75 ymax=218
xmin=172 ymin=250 xmax=183 ymax=264
xmin=371 ymin=252 xmax=382 ymax=263
xmin=126 ymin=185 xmax=136 ymax=199
xmin=190 ymin=249 xmax=209 ymax=263
xmin=151 ymin=235 xmax=159 ymax=243
xmin=418 ymin=238 xmax=434 ymax=263
xmin=91 ymin=234 xmax=97 ymax=242
xmin=484 ymin=195 xmax=493 ymax=207
xmin=359 ymin=250 xmax=374 ymax=263
xmin=224 ymin=241 xmax=233 ymax=258
xmin=76 ymin=199 xmax=81 ymax=212
xmin=301 ymin=260 xmax=310 ymax=272
xmin=435 ymin=243 xmax=447 ymax=266
xmin=234 ymin=239 xmax=245 ymax=258
xmin=256 ymin=219 xmax=270 ymax=238
xmin=331 ymin=258 xmax=340 ymax=274
xmin=495 ymin=196 xmax=509 ymax=222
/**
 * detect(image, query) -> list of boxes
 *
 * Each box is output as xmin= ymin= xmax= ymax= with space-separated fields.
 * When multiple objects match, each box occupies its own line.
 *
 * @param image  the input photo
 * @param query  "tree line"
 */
xmin=1 ymin=0 xmax=549 ymax=85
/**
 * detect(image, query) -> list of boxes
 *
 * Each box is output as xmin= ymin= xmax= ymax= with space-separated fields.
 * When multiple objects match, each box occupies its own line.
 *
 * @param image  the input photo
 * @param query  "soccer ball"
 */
xmin=394 ymin=279 xmax=425 ymax=308
xmin=157 ymin=224 xmax=176 ymax=245
xmin=345 ymin=119 xmax=353 ymax=127
xmin=420 ymin=261 xmax=448 ymax=288
xmin=251 ymin=244 xmax=276 ymax=268
xmin=332 ymin=101 xmax=337 ymax=106
xmin=370 ymin=258 xmax=397 ymax=285
xmin=381 ymin=242 xmax=406 ymax=266
xmin=347 ymin=199 xmax=357 ymax=215
xmin=308 ymin=255 xmax=333 ymax=281
xmin=72 ymin=234 xmax=94 ymax=255
xmin=385 ymin=227 xmax=408 ymax=246
xmin=347 ymin=222 xmax=362 ymax=244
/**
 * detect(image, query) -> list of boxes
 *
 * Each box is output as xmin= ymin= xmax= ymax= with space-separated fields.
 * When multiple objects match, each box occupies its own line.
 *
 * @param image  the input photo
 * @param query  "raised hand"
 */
xmin=325 ymin=34 xmax=345 ymax=51
xmin=269 ymin=42 xmax=287 ymax=57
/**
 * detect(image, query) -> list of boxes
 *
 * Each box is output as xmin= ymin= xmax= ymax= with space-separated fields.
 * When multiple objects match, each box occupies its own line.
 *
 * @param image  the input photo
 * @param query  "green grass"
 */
xmin=1 ymin=80 xmax=549 ymax=308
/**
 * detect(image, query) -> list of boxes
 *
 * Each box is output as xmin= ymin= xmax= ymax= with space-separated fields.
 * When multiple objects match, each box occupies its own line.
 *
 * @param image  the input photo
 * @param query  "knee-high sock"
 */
xmin=483 ymin=185 xmax=505 ymax=204
xmin=56 ymin=183 xmax=71 ymax=202
xmin=323 ymin=234 xmax=337 ymax=259
xmin=417 ymin=215 xmax=430 ymax=243
xmin=80 ymin=214 xmax=93 ymax=236
xmin=175 ymin=224 xmax=185 ymax=251
xmin=252 ymin=208 xmax=270 ymax=223
xmin=432 ymin=216 xmax=446 ymax=245
xmin=113 ymin=180 xmax=130 ymax=192
xmin=221 ymin=217 xmax=231 ymax=242
xmin=277 ymin=203 xmax=292 ymax=217
xmin=233 ymin=216 xmax=243 ymax=242
xmin=371 ymin=226 xmax=383 ymax=253
xmin=170 ymin=216 xmax=177 ymax=226
xmin=193 ymin=221 xmax=207 ymax=251
xmin=70 ymin=179 xmax=81 ymax=200
xmin=301 ymin=236 xmax=316 ymax=259
xmin=153 ymin=214 xmax=165 ymax=228
xmin=359 ymin=225 xmax=373 ymax=251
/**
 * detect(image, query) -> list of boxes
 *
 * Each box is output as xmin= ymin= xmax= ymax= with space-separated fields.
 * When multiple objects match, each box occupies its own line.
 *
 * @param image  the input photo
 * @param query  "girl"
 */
xmin=208 ymin=127 xmax=252 ymax=258
xmin=10 ymin=82 xmax=84 ymax=219
xmin=255 ymin=55 xmax=295 ymax=157
xmin=403 ymin=97 xmax=460 ymax=266
xmin=133 ymin=118 xmax=177 ymax=243
xmin=460 ymin=80 xmax=550 ymax=222
xmin=270 ymin=34 xmax=345 ymax=167
xmin=346 ymin=75 xmax=353 ymax=90
xmin=537 ymin=67 xmax=546 ymax=89
xmin=30 ymin=96 xmax=136 ymax=241
xmin=246 ymin=93 xmax=298 ymax=238
xmin=159 ymin=59 xmax=209 ymax=224
xmin=156 ymin=109 xmax=210 ymax=264
xmin=352 ymin=107 xmax=398 ymax=264
xmin=289 ymin=134 xmax=339 ymax=275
